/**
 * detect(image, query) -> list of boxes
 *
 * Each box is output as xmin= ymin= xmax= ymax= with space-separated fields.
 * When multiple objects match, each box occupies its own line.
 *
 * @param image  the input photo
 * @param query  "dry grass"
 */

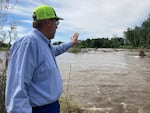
xmin=60 ymin=95 xmax=80 ymax=113
xmin=0 ymin=67 xmax=7 ymax=113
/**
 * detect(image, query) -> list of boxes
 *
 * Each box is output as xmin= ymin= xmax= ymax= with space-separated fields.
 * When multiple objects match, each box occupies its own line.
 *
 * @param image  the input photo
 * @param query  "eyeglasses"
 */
xmin=56 ymin=20 xmax=59 ymax=26
xmin=49 ymin=19 xmax=60 ymax=26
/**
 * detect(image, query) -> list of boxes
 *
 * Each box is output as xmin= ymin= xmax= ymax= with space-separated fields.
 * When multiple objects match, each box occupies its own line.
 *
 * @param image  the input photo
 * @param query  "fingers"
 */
xmin=71 ymin=32 xmax=79 ymax=44
xmin=73 ymin=32 xmax=79 ymax=38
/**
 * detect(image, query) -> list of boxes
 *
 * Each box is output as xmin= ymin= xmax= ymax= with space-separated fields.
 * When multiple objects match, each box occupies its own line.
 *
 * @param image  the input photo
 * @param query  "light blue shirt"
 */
xmin=5 ymin=28 xmax=73 ymax=113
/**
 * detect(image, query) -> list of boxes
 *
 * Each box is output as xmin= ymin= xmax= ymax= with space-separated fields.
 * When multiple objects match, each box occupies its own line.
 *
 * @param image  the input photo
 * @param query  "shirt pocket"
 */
xmin=33 ymin=54 xmax=56 ymax=82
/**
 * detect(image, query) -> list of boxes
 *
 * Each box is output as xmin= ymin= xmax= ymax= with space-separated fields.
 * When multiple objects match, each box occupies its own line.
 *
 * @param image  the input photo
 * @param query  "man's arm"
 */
xmin=53 ymin=32 xmax=79 ymax=56
xmin=5 ymin=42 xmax=35 ymax=113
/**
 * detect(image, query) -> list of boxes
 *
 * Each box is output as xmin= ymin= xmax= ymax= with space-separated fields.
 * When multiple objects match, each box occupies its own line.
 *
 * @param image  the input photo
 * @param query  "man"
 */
xmin=5 ymin=5 xmax=79 ymax=113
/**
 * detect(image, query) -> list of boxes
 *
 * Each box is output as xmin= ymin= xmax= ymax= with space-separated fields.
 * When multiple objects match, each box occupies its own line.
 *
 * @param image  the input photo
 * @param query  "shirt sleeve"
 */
xmin=52 ymin=42 xmax=73 ymax=56
xmin=5 ymin=42 xmax=36 ymax=113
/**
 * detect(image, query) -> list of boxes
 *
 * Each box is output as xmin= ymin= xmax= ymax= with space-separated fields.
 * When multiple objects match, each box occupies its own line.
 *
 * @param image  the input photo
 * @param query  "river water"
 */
xmin=1 ymin=49 xmax=150 ymax=113
xmin=57 ymin=49 xmax=150 ymax=113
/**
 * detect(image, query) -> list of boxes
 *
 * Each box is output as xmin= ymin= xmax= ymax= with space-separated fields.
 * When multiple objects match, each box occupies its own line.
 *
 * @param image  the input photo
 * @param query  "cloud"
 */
xmin=57 ymin=0 xmax=150 ymax=38
xmin=7 ymin=0 xmax=150 ymax=42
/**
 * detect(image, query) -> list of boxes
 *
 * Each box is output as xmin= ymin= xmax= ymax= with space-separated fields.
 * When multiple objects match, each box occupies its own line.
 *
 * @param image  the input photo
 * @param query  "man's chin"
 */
xmin=49 ymin=34 xmax=55 ymax=39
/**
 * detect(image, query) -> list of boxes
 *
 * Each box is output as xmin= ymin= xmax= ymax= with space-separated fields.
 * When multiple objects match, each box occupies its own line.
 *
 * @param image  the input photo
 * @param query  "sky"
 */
xmin=4 ymin=0 xmax=150 ymax=42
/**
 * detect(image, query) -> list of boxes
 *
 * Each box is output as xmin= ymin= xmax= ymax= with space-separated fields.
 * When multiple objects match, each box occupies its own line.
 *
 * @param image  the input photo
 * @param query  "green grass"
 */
xmin=0 ymin=47 xmax=9 ymax=51
xmin=68 ymin=47 xmax=81 ymax=53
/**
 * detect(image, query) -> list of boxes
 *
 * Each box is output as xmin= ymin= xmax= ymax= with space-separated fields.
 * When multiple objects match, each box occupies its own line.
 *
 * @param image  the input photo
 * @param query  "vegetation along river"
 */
xmin=57 ymin=49 xmax=150 ymax=113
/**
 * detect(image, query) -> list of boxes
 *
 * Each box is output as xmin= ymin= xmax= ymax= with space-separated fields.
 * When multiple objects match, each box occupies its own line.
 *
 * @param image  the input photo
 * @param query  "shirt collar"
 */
xmin=33 ymin=28 xmax=51 ymax=45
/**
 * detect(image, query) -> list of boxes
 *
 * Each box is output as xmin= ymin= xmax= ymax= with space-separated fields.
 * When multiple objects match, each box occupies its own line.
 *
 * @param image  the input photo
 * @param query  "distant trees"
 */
xmin=79 ymin=37 xmax=124 ymax=48
xmin=53 ymin=41 xmax=63 ymax=45
xmin=124 ymin=14 xmax=150 ymax=48
xmin=52 ymin=37 xmax=125 ymax=48
xmin=80 ymin=14 xmax=150 ymax=49
xmin=53 ymin=13 xmax=150 ymax=49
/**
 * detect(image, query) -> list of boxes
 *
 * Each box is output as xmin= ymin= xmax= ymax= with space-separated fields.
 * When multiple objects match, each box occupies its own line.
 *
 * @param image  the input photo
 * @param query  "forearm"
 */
xmin=6 ymin=43 xmax=35 ymax=113
xmin=53 ymin=42 xmax=73 ymax=56
xmin=6 ymin=69 xmax=32 ymax=113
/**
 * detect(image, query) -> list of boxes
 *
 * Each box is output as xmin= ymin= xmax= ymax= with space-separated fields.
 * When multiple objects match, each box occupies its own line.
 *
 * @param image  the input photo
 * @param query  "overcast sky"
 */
xmin=6 ymin=0 xmax=150 ymax=42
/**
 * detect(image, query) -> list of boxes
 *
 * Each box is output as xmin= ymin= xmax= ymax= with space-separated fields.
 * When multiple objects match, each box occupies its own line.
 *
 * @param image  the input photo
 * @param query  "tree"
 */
xmin=8 ymin=23 xmax=18 ymax=47
xmin=141 ymin=15 xmax=150 ymax=48
xmin=124 ymin=14 xmax=150 ymax=48
xmin=0 ymin=0 xmax=9 ymax=26
xmin=0 ymin=22 xmax=18 ymax=48
xmin=124 ymin=28 xmax=137 ymax=47
xmin=0 ymin=0 xmax=17 ymax=26
xmin=0 ymin=1 xmax=17 ymax=113
xmin=0 ymin=0 xmax=18 ymax=47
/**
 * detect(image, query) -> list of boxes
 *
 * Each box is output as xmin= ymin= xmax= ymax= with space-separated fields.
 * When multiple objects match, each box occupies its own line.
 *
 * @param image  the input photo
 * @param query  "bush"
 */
xmin=68 ymin=47 xmax=81 ymax=53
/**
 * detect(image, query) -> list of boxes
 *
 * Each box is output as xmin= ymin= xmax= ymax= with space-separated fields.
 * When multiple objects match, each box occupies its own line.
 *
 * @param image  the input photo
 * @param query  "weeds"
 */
xmin=60 ymin=95 xmax=80 ymax=113
xmin=60 ymin=64 xmax=80 ymax=113
xmin=68 ymin=47 xmax=81 ymax=53
xmin=0 ymin=69 xmax=7 ymax=113
xmin=0 ymin=51 xmax=8 ymax=113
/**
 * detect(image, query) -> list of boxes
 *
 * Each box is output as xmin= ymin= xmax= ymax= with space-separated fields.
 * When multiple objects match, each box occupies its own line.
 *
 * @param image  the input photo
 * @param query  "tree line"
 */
xmin=79 ymin=37 xmax=124 ymax=48
xmin=53 ymin=15 xmax=150 ymax=49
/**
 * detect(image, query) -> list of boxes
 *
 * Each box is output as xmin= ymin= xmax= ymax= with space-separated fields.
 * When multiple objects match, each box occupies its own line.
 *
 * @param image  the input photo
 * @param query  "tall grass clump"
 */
xmin=60 ymin=64 xmax=80 ymax=113
xmin=0 ymin=51 xmax=8 ymax=113
xmin=0 ymin=69 xmax=7 ymax=113
xmin=60 ymin=95 xmax=80 ymax=113
xmin=68 ymin=43 xmax=81 ymax=54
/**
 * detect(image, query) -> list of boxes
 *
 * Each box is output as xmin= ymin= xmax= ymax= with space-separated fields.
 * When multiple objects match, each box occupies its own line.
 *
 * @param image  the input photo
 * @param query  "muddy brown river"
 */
xmin=57 ymin=49 xmax=150 ymax=113
xmin=0 ymin=49 xmax=150 ymax=113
